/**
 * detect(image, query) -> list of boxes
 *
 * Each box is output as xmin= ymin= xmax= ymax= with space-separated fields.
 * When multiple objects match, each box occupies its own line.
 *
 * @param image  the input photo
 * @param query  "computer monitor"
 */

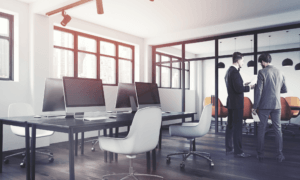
xmin=115 ymin=83 xmax=138 ymax=112
xmin=62 ymin=77 xmax=106 ymax=117
xmin=135 ymin=82 xmax=161 ymax=109
xmin=42 ymin=78 xmax=65 ymax=116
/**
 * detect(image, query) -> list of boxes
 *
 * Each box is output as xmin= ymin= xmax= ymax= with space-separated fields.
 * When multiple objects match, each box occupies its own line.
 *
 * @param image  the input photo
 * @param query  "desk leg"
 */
xmin=0 ymin=121 xmax=2 ymax=173
xmin=69 ymin=129 xmax=75 ymax=180
xmin=25 ymin=122 xmax=30 ymax=180
xmin=152 ymin=149 xmax=156 ymax=171
xmin=158 ymin=128 xmax=162 ymax=149
xmin=103 ymin=129 xmax=107 ymax=163
xmin=81 ymin=132 xmax=84 ymax=155
xmin=109 ymin=128 xmax=113 ymax=162
xmin=75 ymin=133 xmax=78 ymax=156
xmin=30 ymin=125 xmax=36 ymax=180
xmin=146 ymin=151 xmax=150 ymax=170
xmin=115 ymin=128 xmax=118 ymax=162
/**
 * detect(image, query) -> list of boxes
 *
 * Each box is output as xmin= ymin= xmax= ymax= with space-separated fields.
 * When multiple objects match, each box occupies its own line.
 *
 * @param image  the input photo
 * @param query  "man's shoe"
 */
xmin=257 ymin=155 xmax=264 ymax=162
xmin=276 ymin=156 xmax=285 ymax=163
xmin=235 ymin=153 xmax=251 ymax=158
xmin=226 ymin=150 xmax=234 ymax=155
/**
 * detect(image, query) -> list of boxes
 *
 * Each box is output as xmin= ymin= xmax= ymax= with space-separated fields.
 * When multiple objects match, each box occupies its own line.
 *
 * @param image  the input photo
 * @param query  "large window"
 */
xmin=155 ymin=52 xmax=189 ymax=89
xmin=0 ymin=12 xmax=13 ymax=80
xmin=53 ymin=26 xmax=134 ymax=85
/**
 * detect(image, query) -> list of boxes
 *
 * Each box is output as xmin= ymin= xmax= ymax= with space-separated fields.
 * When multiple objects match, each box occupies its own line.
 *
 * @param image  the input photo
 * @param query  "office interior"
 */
xmin=1 ymin=0 xmax=300 ymax=179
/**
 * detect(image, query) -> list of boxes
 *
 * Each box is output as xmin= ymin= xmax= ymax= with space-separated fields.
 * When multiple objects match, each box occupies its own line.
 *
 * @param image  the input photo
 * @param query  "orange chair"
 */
xmin=266 ymin=97 xmax=294 ymax=136
xmin=243 ymin=97 xmax=254 ymax=133
xmin=284 ymin=97 xmax=300 ymax=127
xmin=204 ymin=96 xmax=228 ymax=130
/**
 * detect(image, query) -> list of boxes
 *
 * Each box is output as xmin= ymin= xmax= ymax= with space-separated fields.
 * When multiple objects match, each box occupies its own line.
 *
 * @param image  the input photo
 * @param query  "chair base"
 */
xmin=166 ymin=151 xmax=214 ymax=168
xmin=102 ymin=157 xmax=163 ymax=180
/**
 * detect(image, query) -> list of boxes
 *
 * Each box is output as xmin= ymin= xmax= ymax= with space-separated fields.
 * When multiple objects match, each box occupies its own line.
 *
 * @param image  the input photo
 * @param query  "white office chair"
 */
xmin=3 ymin=103 xmax=54 ymax=168
xmin=166 ymin=104 xmax=214 ymax=168
xmin=98 ymin=107 xmax=163 ymax=180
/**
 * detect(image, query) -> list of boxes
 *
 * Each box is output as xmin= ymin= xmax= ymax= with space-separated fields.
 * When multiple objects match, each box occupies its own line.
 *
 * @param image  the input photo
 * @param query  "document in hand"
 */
xmin=249 ymin=75 xmax=257 ymax=86
xmin=252 ymin=112 xmax=260 ymax=122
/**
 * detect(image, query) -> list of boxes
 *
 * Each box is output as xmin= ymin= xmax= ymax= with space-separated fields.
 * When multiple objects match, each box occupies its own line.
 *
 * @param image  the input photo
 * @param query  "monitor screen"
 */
xmin=63 ymin=77 xmax=105 ymax=108
xmin=42 ymin=78 xmax=65 ymax=112
xmin=115 ymin=83 xmax=138 ymax=109
xmin=135 ymin=82 xmax=160 ymax=105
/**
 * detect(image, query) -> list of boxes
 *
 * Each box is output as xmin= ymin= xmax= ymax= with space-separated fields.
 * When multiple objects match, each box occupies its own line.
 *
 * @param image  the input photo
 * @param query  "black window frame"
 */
xmin=0 ymin=12 xmax=14 ymax=81
xmin=155 ymin=52 xmax=190 ymax=89
xmin=53 ymin=26 xmax=135 ymax=85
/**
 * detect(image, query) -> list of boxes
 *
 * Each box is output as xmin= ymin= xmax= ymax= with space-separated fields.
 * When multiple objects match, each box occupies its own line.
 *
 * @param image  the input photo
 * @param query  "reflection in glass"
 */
xmin=0 ymin=39 xmax=9 ymax=78
xmin=0 ymin=17 xmax=9 ymax=37
xmin=78 ymin=36 xmax=96 ymax=53
xmin=172 ymin=69 xmax=180 ymax=88
xmin=100 ymin=41 xmax=115 ymax=56
xmin=219 ymin=35 xmax=253 ymax=56
xmin=53 ymin=48 xmax=74 ymax=78
xmin=161 ymin=67 xmax=170 ymax=87
xmin=119 ymin=45 xmax=132 ymax=59
xmin=78 ymin=53 xmax=96 ymax=79
xmin=53 ymin=30 xmax=74 ymax=48
xmin=119 ymin=60 xmax=132 ymax=83
xmin=100 ymin=56 xmax=116 ymax=84
xmin=156 ymin=66 xmax=160 ymax=87
xmin=185 ymin=40 xmax=215 ymax=59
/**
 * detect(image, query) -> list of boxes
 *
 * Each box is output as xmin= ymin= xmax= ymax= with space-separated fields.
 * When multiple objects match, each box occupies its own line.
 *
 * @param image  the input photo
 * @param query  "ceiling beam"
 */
xmin=46 ymin=0 xmax=93 ymax=16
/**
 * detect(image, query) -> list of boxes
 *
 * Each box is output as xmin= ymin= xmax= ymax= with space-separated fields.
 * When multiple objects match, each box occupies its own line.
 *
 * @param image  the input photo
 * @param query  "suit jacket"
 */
xmin=253 ymin=65 xmax=287 ymax=110
xmin=225 ymin=66 xmax=250 ymax=109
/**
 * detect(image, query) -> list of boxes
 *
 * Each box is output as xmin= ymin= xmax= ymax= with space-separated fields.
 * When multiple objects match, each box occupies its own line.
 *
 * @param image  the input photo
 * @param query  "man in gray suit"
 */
xmin=252 ymin=53 xmax=287 ymax=162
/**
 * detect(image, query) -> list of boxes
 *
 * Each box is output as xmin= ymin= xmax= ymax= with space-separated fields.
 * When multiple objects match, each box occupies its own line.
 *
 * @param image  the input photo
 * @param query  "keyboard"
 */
xmin=84 ymin=116 xmax=108 ymax=121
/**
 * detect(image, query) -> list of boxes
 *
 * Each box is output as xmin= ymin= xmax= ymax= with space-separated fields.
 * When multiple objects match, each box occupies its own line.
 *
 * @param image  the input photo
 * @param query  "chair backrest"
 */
xmin=280 ymin=97 xmax=292 ymax=120
xmin=126 ymin=107 xmax=162 ymax=153
xmin=285 ymin=97 xmax=300 ymax=117
xmin=8 ymin=103 xmax=34 ymax=136
xmin=196 ymin=104 xmax=213 ymax=136
xmin=243 ymin=97 xmax=253 ymax=119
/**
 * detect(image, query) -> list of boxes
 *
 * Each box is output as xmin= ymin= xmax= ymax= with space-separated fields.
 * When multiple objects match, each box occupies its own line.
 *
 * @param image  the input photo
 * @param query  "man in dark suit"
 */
xmin=252 ymin=53 xmax=287 ymax=162
xmin=225 ymin=52 xmax=254 ymax=157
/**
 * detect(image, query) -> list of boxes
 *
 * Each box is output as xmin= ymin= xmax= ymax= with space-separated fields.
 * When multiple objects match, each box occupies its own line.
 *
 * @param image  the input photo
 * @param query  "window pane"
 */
xmin=184 ymin=62 xmax=189 ymax=70
xmin=119 ymin=60 xmax=132 ymax=83
xmin=100 ymin=56 xmax=116 ymax=84
xmin=172 ymin=69 xmax=180 ymax=88
xmin=0 ymin=39 xmax=9 ymax=78
xmin=53 ymin=48 xmax=74 ymax=78
xmin=161 ymin=67 xmax=170 ymax=88
xmin=185 ymin=71 xmax=189 ymax=89
xmin=0 ymin=17 xmax=9 ymax=37
xmin=78 ymin=36 xmax=96 ymax=53
xmin=53 ymin=30 xmax=74 ymax=48
xmin=119 ymin=45 xmax=132 ymax=59
xmin=156 ymin=66 xmax=160 ymax=87
xmin=172 ymin=62 xmax=180 ymax=68
xmin=156 ymin=54 xmax=160 ymax=62
xmin=100 ymin=41 xmax=115 ymax=56
xmin=78 ymin=53 xmax=97 ymax=79
xmin=161 ymin=55 xmax=170 ymax=66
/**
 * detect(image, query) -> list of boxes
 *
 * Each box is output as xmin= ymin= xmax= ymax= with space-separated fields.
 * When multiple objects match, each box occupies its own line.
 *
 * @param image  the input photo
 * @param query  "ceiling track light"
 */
xmin=61 ymin=10 xmax=72 ymax=26
xmin=247 ymin=39 xmax=254 ymax=67
xmin=218 ymin=41 xmax=225 ymax=68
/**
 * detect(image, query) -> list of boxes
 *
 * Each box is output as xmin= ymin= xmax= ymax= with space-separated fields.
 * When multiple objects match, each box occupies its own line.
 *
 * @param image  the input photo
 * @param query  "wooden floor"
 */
xmin=1 ymin=125 xmax=300 ymax=180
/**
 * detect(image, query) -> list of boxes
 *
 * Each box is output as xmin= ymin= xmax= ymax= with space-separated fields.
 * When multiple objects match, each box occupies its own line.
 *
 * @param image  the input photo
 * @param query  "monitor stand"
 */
xmin=65 ymin=112 xmax=84 ymax=118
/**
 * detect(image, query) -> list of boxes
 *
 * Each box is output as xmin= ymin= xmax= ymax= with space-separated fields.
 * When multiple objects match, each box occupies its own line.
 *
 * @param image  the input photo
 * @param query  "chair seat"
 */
xmin=169 ymin=124 xmax=206 ymax=139
xmin=12 ymin=126 xmax=54 ymax=138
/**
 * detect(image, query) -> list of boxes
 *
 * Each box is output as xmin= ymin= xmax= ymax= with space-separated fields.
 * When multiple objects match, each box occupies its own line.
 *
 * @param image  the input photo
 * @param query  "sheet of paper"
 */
xmin=252 ymin=112 xmax=260 ymax=122
xmin=249 ymin=75 xmax=257 ymax=86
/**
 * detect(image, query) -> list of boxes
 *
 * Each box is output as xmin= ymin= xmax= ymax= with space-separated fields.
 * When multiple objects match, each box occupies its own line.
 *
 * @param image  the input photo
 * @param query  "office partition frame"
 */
xmin=152 ymin=22 xmax=300 ymax=133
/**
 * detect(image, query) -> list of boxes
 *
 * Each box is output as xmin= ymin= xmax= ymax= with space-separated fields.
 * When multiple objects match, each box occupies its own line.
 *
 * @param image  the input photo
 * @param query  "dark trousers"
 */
xmin=257 ymin=109 xmax=283 ymax=158
xmin=225 ymin=109 xmax=243 ymax=154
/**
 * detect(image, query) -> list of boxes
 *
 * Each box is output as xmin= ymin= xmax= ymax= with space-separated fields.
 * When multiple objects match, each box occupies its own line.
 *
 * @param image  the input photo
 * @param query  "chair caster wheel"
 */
xmin=210 ymin=162 xmax=214 ymax=167
xmin=4 ymin=159 xmax=9 ymax=164
xmin=180 ymin=162 xmax=185 ymax=169
xmin=166 ymin=157 xmax=170 ymax=163
xmin=20 ymin=162 xmax=26 ymax=168
xmin=91 ymin=147 xmax=95 ymax=152
xmin=49 ymin=157 xmax=54 ymax=163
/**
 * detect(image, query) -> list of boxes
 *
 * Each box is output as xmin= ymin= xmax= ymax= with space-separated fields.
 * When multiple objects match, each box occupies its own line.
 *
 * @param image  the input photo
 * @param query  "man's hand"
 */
xmin=252 ymin=108 xmax=257 ymax=115
xmin=250 ymin=84 xmax=255 ymax=89
xmin=244 ymin=82 xmax=251 ymax=86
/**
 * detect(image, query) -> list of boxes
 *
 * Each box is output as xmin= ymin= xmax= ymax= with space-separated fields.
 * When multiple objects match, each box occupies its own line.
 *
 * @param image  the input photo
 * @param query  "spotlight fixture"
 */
xmin=96 ymin=0 xmax=104 ymax=14
xmin=282 ymin=58 xmax=293 ymax=67
xmin=61 ymin=10 xmax=71 ymax=26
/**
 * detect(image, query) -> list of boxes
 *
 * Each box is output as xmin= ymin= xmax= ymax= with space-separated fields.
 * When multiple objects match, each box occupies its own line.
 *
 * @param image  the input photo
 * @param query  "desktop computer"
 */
xmin=42 ymin=78 xmax=65 ymax=117
xmin=62 ymin=77 xmax=106 ymax=118
xmin=115 ymin=83 xmax=138 ymax=113
xmin=135 ymin=82 xmax=161 ymax=109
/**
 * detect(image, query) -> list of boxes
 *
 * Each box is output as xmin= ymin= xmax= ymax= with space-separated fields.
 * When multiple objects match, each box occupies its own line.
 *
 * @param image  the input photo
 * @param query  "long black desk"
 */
xmin=0 ymin=111 xmax=195 ymax=180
